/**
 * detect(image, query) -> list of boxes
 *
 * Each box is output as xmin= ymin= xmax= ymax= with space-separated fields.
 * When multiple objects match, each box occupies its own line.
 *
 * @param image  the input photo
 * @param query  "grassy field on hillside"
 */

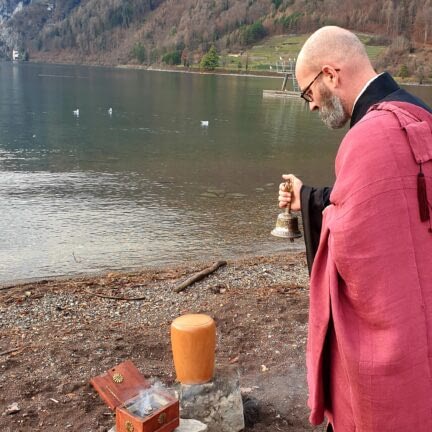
xmin=220 ymin=33 xmax=386 ymax=72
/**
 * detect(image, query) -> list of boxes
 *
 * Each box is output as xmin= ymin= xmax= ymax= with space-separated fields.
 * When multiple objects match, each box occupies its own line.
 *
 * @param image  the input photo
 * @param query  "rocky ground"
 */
xmin=0 ymin=252 xmax=327 ymax=432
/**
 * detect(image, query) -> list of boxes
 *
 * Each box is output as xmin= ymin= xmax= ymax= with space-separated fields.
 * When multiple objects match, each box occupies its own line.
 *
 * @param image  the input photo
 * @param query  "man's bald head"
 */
xmin=296 ymin=26 xmax=371 ymax=75
xmin=295 ymin=26 xmax=377 ymax=122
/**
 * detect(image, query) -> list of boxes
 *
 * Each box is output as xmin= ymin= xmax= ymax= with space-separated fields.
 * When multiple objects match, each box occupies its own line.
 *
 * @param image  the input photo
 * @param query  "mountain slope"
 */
xmin=1 ymin=0 xmax=431 ymax=78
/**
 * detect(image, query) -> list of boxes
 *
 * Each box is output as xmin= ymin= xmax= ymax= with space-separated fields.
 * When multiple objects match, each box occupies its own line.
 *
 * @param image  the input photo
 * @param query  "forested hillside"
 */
xmin=1 ymin=0 xmax=431 ymax=79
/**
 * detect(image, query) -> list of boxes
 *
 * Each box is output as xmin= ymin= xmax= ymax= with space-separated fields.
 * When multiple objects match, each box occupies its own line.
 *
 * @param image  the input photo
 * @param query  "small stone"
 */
xmin=242 ymin=395 xmax=260 ymax=427
xmin=206 ymin=188 xmax=225 ymax=197
xmin=176 ymin=419 xmax=208 ymax=431
xmin=4 ymin=402 xmax=20 ymax=415
xmin=240 ymin=387 xmax=253 ymax=393
xmin=226 ymin=193 xmax=247 ymax=199
xmin=200 ymin=192 xmax=219 ymax=198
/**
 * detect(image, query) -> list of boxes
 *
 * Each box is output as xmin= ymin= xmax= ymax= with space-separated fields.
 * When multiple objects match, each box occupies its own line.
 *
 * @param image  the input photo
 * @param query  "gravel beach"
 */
xmin=0 ymin=252 xmax=326 ymax=432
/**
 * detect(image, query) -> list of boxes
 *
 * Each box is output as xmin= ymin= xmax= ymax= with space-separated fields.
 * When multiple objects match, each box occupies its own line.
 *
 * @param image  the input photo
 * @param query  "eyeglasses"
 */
xmin=300 ymin=69 xmax=340 ymax=102
xmin=300 ymin=71 xmax=323 ymax=102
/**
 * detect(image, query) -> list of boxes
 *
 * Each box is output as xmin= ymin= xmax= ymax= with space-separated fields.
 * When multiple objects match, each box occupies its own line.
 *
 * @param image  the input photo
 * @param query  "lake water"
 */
xmin=1 ymin=62 xmax=431 ymax=283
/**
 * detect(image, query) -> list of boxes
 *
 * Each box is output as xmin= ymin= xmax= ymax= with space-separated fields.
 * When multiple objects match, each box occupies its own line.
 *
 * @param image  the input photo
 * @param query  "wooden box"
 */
xmin=90 ymin=360 xmax=179 ymax=432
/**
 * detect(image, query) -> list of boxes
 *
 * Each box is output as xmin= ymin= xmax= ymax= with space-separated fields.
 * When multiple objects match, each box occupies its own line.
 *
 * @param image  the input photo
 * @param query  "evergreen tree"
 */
xmin=132 ymin=42 xmax=146 ymax=63
xmin=162 ymin=50 xmax=181 ymax=65
xmin=399 ymin=64 xmax=409 ymax=78
xmin=200 ymin=45 xmax=219 ymax=70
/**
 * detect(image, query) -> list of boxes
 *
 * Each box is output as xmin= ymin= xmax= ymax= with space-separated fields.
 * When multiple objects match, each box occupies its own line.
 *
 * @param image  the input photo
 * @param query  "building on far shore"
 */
xmin=12 ymin=50 xmax=20 ymax=61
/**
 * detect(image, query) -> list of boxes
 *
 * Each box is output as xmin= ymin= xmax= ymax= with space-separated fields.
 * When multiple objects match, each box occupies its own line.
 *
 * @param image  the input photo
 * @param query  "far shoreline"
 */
xmin=12 ymin=58 xmax=432 ymax=86
xmin=23 ymin=58 xmax=284 ymax=80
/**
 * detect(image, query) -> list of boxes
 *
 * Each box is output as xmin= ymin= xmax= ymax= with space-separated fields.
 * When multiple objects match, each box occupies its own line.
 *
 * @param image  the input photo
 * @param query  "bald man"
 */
xmin=278 ymin=27 xmax=432 ymax=431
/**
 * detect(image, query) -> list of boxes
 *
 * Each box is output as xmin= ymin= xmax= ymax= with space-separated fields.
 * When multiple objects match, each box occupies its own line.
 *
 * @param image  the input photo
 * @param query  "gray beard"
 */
xmin=319 ymin=93 xmax=350 ymax=130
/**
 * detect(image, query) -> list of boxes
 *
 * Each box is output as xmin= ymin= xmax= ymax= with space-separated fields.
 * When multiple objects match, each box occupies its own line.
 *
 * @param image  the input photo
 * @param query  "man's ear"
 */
xmin=322 ymin=65 xmax=339 ymax=88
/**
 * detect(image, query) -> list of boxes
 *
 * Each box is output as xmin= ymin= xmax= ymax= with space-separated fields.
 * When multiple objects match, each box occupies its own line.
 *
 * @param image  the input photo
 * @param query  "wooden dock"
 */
xmin=264 ymin=59 xmax=301 ymax=98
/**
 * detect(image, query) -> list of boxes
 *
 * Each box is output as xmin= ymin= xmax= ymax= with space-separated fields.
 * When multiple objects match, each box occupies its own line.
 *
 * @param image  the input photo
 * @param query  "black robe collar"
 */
xmin=350 ymin=72 xmax=431 ymax=128
xmin=350 ymin=72 xmax=399 ymax=128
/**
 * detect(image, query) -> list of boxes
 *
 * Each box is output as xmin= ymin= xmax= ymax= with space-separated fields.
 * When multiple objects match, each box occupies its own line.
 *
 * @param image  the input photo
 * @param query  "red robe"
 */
xmin=307 ymin=101 xmax=432 ymax=431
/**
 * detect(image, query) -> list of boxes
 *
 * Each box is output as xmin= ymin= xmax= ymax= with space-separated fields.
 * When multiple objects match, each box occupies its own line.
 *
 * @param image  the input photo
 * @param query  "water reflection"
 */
xmin=0 ymin=62 xmax=431 ymax=282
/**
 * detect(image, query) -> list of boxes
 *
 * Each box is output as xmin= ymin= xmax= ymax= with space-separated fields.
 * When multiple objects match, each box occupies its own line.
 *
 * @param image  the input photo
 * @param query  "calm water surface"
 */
xmin=1 ymin=63 xmax=431 ymax=282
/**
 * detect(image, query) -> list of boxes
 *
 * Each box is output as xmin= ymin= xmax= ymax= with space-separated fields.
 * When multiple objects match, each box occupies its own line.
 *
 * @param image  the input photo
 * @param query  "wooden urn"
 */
xmin=170 ymin=314 xmax=216 ymax=385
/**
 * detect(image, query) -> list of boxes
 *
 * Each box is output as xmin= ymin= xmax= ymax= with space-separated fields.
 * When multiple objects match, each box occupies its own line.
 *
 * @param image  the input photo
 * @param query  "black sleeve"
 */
xmin=300 ymin=185 xmax=332 ymax=274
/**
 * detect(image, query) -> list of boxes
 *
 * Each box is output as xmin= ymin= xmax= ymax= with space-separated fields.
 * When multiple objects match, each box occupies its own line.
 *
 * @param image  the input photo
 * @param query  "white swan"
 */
xmin=200 ymin=120 xmax=209 ymax=127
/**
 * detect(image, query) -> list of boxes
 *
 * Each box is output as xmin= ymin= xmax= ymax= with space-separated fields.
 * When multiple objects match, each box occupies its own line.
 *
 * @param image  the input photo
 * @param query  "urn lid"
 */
xmin=90 ymin=360 xmax=151 ymax=410
xmin=171 ymin=314 xmax=214 ymax=329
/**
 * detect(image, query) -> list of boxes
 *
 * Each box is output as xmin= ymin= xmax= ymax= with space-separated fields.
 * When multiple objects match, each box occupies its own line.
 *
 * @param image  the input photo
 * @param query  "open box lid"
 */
xmin=90 ymin=360 xmax=151 ymax=410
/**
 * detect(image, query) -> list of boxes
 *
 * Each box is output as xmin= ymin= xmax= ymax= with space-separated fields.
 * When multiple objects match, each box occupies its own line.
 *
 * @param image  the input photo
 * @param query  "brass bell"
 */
xmin=271 ymin=179 xmax=302 ymax=242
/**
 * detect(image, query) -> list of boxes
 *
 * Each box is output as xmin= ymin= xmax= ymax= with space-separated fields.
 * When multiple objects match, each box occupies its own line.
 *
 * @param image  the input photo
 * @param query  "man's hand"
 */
xmin=278 ymin=174 xmax=303 ymax=212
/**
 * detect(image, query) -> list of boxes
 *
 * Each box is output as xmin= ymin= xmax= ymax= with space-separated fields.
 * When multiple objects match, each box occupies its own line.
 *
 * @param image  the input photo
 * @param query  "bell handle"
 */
xmin=284 ymin=179 xmax=292 ymax=214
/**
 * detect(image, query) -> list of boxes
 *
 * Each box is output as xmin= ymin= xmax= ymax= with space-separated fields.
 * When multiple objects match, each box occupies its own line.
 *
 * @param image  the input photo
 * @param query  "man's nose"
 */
xmin=309 ymin=101 xmax=319 ymax=112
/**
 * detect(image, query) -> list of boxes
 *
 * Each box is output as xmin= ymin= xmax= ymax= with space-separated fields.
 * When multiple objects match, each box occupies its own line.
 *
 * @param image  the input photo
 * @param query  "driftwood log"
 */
xmin=174 ymin=260 xmax=227 ymax=293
